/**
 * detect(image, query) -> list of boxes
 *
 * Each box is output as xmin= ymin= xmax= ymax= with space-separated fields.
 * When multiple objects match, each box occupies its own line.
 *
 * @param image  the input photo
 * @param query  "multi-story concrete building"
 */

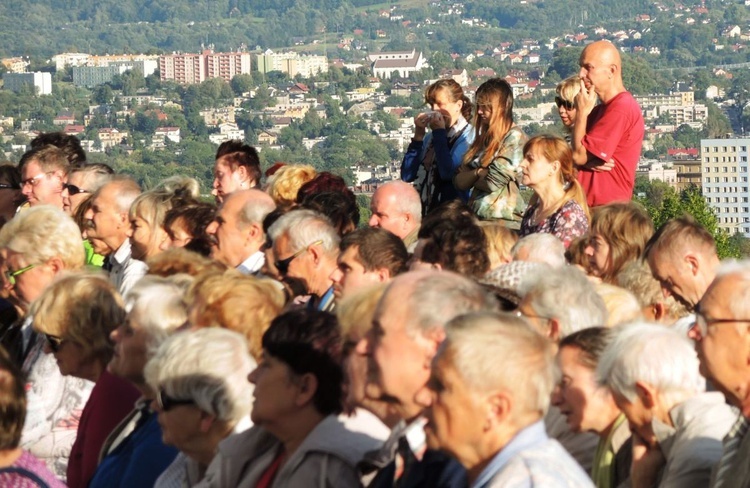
xmin=1 ymin=57 xmax=28 ymax=73
xmin=701 ymin=137 xmax=750 ymax=236
xmin=256 ymin=50 xmax=328 ymax=78
xmin=160 ymin=49 xmax=251 ymax=84
xmin=3 ymin=72 xmax=52 ymax=95
xmin=52 ymin=53 xmax=91 ymax=71
xmin=73 ymin=65 xmax=131 ymax=88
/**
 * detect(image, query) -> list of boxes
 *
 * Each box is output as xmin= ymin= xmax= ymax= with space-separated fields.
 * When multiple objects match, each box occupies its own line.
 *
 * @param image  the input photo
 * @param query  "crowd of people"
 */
xmin=0 ymin=39 xmax=746 ymax=488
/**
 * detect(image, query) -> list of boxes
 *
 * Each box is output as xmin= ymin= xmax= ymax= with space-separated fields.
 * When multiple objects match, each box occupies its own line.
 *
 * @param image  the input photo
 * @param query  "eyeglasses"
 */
xmin=691 ymin=303 xmax=750 ymax=336
xmin=63 ymin=183 xmax=91 ymax=196
xmin=275 ymin=239 xmax=323 ymax=276
xmin=555 ymin=96 xmax=575 ymax=110
xmin=157 ymin=388 xmax=195 ymax=412
xmin=514 ymin=309 xmax=552 ymax=321
xmin=44 ymin=333 xmax=65 ymax=353
xmin=4 ymin=264 xmax=37 ymax=286
xmin=21 ymin=172 xmax=52 ymax=188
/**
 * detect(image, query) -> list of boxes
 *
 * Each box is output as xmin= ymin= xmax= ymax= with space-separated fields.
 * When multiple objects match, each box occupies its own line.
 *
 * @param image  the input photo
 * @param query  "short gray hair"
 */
xmin=442 ymin=312 xmax=556 ymax=418
xmin=396 ymin=270 xmax=497 ymax=336
xmin=99 ymin=177 xmax=141 ymax=214
xmin=596 ymin=321 xmax=704 ymax=408
xmin=378 ymin=181 xmax=422 ymax=224
xmin=617 ymin=261 xmax=689 ymax=320
xmin=0 ymin=205 xmax=85 ymax=270
xmin=511 ymin=233 xmax=566 ymax=268
xmin=268 ymin=209 xmax=340 ymax=255
xmin=519 ymin=266 xmax=607 ymax=338
xmin=236 ymin=190 xmax=276 ymax=228
xmin=125 ymin=275 xmax=189 ymax=354
xmin=712 ymin=260 xmax=750 ymax=319
xmin=144 ymin=328 xmax=254 ymax=424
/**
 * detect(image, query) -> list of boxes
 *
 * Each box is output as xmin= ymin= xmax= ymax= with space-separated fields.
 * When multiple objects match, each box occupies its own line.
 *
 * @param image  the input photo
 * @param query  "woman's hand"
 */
xmin=413 ymin=113 xmax=430 ymax=141
xmin=428 ymin=112 xmax=447 ymax=130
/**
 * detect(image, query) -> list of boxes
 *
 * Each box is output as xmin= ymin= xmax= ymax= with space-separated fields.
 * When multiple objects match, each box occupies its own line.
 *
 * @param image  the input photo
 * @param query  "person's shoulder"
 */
xmin=491 ymin=438 xmax=594 ymax=488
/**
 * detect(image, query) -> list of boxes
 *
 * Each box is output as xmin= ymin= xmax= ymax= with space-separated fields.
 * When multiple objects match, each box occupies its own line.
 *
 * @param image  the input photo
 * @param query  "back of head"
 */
xmin=0 ymin=346 xmax=25 ymax=450
xmin=301 ymin=191 xmax=360 ymax=236
xmin=418 ymin=213 xmax=490 ymax=277
xmin=511 ymin=233 xmax=566 ymax=268
xmin=215 ymin=140 xmax=261 ymax=187
xmin=163 ymin=202 xmax=217 ymax=257
xmin=296 ymin=172 xmax=349 ymax=204
xmin=125 ymin=275 xmax=189 ymax=352
xmin=443 ymin=312 xmax=556 ymax=420
xmin=268 ymin=209 xmax=340 ymax=257
xmin=645 ymin=215 xmax=716 ymax=262
xmin=479 ymin=221 xmax=518 ymax=269
xmin=0 ymin=205 xmax=85 ymax=270
xmin=519 ymin=266 xmax=608 ymax=338
xmin=597 ymin=321 xmax=704 ymax=409
xmin=591 ymin=201 xmax=653 ymax=283
xmin=340 ymin=227 xmax=408 ymax=277
xmin=70 ymin=163 xmax=114 ymax=192
xmin=146 ymin=247 xmax=226 ymax=277
xmin=617 ymin=261 xmax=689 ymax=321
xmin=30 ymin=132 xmax=86 ymax=166
xmin=594 ymin=283 xmax=643 ymax=327
xmin=390 ymin=270 xmax=497 ymax=336
xmin=262 ymin=309 xmax=344 ymax=416
xmin=266 ymin=164 xmax=317 ymax=208
xmin=377 ymin=181 xmax=423 ymax=224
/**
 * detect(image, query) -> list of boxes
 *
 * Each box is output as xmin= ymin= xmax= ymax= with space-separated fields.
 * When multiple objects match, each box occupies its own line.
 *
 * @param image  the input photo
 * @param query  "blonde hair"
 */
xmin=479 ymin=221 xmax=517 ymax=269
xmin=187 ymin=270 xmax=285 ymax=359
xmin=523 ymin=135 xmax=590 ymax=221
xmin=146 ymin=248 xmax=227 ymax=277
xmin=555 ymin=76 xmax=581 ymax=105
xmin=266 ymin=164 xmax=317 ymax=207
xmin=0 ymin=205 xmax=85 ymax=270
xmin=336 ymin=283 xmax=387 ymax=342
xmin=31 ymin=271 xmax=125 ymax=364
xmin=463 ymin=78 xmax=515 ymax=169
xmin=595 ymin=283 xmax=643 ymax=327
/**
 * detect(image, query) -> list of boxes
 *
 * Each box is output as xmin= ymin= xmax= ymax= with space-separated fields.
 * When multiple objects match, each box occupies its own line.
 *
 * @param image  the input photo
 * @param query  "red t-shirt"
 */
xmin=577 ymin=91 xmax=644 ymax=207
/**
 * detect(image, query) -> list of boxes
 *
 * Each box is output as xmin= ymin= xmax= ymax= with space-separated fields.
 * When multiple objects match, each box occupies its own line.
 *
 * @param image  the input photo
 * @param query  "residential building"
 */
xmin=369 ymin=49 xmax=425 ymax=79
xmin=52 ymin=53 xmax=91 ymax=70
xmin=256 ymin=50 xmax=328 ymax=78
xmin=98 ymin=128 xmax=128 ymax=149
xmin=3 ymin=72 xmax=52 ymax=95
xmin=1 ymin=57 xmax=28 ymax=73
xmin=154 ymin=127 xmax=181 ymax=144
xmin=199 ymin=107 xmax=235 ymax=126
xmin=700 ymin=137 xmax=750 ymax=236
xmin=72 ymin=65 xmax=131 ymax=88
xmin=160 ymin=49 xmax=251 ymax=84
xmin=209 ymin=123 xmax=244 ymax=145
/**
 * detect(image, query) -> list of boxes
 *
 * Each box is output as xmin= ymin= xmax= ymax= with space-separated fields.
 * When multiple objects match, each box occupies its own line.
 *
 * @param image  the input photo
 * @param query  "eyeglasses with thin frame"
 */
xmin=514 ymin=309 xmax=552 ymax=322
xmin=274 ymin=239 xmax=323 ymax=276
xmin=21 ymin=172 xmax=53 ymax=188
xmin=45 ymin=333 xmax=65 ymax=353
xmin=692 ymin=303 xmax=750 ymax=336
xmin=157 ymin=388 xmax=195 ymax=412
xmin=4 ymin=264 xmax=37 ymax=286
xmin=62 ymin=183 xmax=91 ymax=196
xmin=555 ymin=96 xmax=575 ymax=110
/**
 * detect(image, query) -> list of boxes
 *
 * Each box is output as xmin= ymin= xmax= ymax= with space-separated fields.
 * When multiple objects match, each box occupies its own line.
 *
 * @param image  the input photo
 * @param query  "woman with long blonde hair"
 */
xmin=454 ymin=78 xmax=527 ymax=228
xmin=518 ymin=134 xmax=590 ymax=248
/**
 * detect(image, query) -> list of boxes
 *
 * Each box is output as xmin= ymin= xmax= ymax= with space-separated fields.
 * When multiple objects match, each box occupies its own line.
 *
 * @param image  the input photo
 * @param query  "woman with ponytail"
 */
xmin=518 ymin=135 xmax=590 ymax=248
xmin=454 ymin=78 xmax=527 ymax=228
xmin=401 ymin=79 xmax=474 ymax=215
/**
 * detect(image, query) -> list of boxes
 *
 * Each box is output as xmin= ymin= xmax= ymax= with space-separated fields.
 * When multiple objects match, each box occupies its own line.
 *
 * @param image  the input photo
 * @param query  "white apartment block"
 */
xmin=701 ymin=138 xmax=750 ymax=236
xmin=52 ymin=53 xmax=91 ymax=71
xmin=256 ymin=50 xmax=328 ymax=78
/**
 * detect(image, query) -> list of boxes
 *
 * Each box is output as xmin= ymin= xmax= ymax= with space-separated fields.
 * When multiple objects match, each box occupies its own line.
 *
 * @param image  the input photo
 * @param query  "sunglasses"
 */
xmin=555 ymin=96 xmax=575 ymax=110
xmin=157 ymin=388 xmax=195 ymax=412
xmin=274 ymin=239 xmax=323 ymax=276
xmin=44 ymin=333 xmax=65 ymax=353
xmin=63 ymin=183 xmax=91 ymax=196
xmin=4 ymin=264 xmax=37 ymax=286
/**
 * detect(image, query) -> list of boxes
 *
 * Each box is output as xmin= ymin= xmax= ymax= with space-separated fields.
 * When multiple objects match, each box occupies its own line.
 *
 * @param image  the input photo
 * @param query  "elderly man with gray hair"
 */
xmin=417 ymin=312 xmax=594 ymax=487
xmin=362 ymin=270 xmax=497 ymax=487
xmin=597 ymin=322 xmax=735 ymax=488
xmin=205 ymin=189 xmax=276 ymax=275
xmin=269 ymin=209 xmax=340 ymax=311
xmin=368 ymin=181 xmax=422 ymax=252
xmin=511 ymin=233 xmax=566 ymax=268
xmin=517 ymin=265 xmax=606 ymax=472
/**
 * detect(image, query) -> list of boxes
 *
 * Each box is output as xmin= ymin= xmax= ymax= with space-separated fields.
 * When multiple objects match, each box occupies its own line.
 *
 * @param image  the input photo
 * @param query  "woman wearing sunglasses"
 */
xmin=29 ymin=272 xmax=140 ymax=488
xmin=555 ymin=76 xmax=581 ymax=140
xmin=144 ymin=328 xmax=255 ymax=487
xmin=88 ymin=275 xmax=188 ymax=488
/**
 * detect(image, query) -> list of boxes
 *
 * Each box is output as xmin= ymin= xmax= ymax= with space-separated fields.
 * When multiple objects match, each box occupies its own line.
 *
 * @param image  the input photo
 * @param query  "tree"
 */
xmin=231 ymin=74 xmax=254 ymax=95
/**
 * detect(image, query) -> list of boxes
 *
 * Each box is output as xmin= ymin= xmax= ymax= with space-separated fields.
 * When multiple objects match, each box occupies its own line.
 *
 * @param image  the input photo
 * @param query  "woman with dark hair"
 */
xmin=162 ymin=202 xmax=216 ymax=257
xmin=454 ymin=78 xmax=527 ymax=228
xmin=197 ymin=309 xmax=374 ymax=488
xmin=401 ymin=79 xmax=474 ymax=214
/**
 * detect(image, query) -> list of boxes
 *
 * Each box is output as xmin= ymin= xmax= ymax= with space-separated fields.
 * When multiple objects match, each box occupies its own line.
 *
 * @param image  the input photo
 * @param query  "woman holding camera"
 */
xmin=401 ymin=79 xmax=474 ymax=215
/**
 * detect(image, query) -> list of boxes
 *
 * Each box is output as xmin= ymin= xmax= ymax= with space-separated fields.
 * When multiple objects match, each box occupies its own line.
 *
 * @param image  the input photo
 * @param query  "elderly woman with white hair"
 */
xmin=0 ymin=205 xmax=93 ymax=480
xmin=416 ymin=312 xmax=594 ymax=487
xmin=144 ymin=328 xmax=255 ymax=487
xmin=87 ymin=275 xmax=189 ymax=488
xmin=597 ymin=322 xmax=735 ymax=488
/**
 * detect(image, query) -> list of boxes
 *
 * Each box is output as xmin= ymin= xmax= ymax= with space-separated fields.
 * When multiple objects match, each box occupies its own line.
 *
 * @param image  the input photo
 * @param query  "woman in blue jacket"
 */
xmin=401 ymin=79 xmax=474 ymax=215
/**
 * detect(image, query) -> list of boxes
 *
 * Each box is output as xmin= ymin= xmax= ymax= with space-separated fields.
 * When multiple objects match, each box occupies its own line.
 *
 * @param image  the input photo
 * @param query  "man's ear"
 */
xmin=548 ymin=318 xmax=561 ymax=342
xmin=684 ymin=253 xmax=699 ymax=277
xmin=635 ymin=381 xmax=656 ymax=409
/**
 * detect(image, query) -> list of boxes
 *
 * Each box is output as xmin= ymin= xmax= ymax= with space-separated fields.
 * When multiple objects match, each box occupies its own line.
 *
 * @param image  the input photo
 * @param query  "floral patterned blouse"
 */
xmin=519 ymin=199 xmax=589 ymax=248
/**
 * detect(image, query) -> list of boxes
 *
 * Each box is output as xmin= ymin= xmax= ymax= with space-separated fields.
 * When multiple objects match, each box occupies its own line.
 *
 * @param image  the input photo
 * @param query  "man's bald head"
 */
xmin=579 ymin=41 xmax=625 ymax=101
xmin=368 ymin=181 xmax=422 ymax=239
